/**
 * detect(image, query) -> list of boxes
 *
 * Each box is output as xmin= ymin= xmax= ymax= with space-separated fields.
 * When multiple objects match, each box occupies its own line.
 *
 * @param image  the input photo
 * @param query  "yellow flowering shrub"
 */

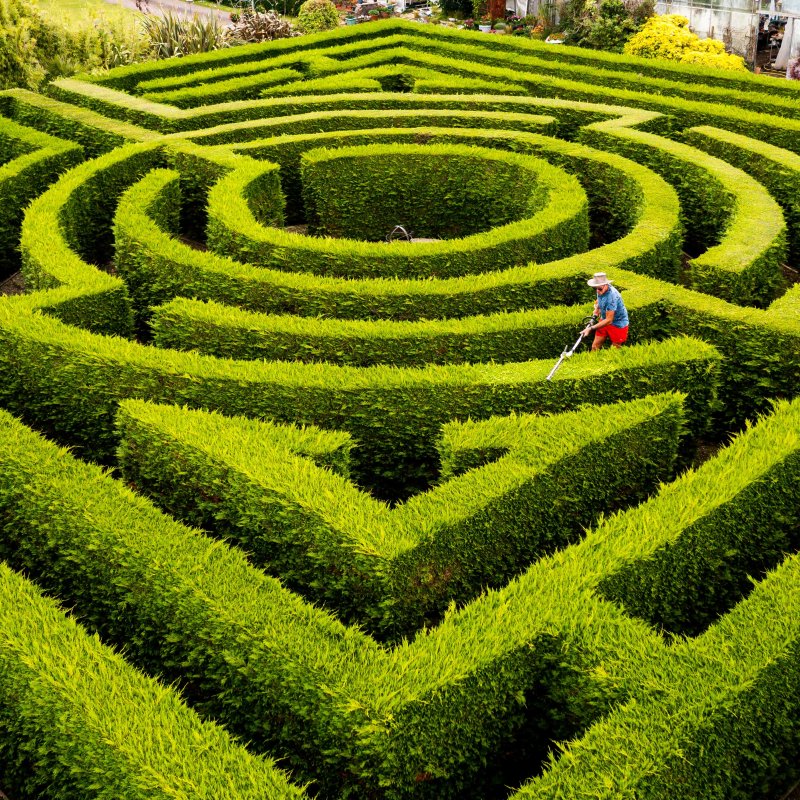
xmin=624 ymin=14 xmax=747 ymax=71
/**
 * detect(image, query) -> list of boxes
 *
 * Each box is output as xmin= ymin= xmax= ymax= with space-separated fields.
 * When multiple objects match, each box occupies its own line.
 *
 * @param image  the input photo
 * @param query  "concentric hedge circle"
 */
xmin=0 ymin=18 xmax=799 ymax=800
xmin=207 ymin=140 xmax=591 ymax=278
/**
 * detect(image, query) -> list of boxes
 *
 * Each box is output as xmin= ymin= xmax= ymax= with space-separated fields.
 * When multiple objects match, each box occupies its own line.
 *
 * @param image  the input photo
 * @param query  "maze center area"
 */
xmin=0 ymin=18 xmax=799 ymax=800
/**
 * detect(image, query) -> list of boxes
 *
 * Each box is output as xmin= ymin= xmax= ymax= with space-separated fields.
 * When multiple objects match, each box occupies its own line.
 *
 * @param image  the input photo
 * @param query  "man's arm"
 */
xmin=583 ymin=310 xmax=615 ymax=337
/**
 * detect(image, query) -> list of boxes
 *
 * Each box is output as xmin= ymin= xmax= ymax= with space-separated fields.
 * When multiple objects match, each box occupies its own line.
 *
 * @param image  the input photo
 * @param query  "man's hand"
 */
xmin=582 ymin=325 xmax=593 ymax=338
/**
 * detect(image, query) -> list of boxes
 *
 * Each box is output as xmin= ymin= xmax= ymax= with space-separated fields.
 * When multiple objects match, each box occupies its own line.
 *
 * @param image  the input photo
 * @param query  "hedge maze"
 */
xmin=0 ymin=18 xmax=799 ymax=799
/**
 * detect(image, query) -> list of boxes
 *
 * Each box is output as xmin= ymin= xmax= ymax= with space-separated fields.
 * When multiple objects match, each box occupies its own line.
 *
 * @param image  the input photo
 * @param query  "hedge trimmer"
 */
xmin=546 ymin=315 xmax=596 ymax=382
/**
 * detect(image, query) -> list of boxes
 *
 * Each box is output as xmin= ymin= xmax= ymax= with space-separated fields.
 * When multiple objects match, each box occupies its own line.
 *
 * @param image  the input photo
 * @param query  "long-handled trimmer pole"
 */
xmin=546 ymin=316 xmax=595 ymax=381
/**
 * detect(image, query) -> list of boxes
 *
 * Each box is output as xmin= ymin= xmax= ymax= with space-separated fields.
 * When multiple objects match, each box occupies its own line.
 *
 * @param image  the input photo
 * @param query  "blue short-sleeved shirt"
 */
xmin=596 ymin=285 xmax=629 ymax=328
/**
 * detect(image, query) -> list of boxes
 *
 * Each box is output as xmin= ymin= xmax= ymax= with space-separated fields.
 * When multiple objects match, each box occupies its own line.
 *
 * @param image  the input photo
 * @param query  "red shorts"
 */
xmin=595 ymin=324 xmax=629 ymax=345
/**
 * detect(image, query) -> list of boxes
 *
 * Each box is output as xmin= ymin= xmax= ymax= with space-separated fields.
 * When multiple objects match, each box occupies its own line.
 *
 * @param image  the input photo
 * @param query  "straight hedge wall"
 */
xmin=512 ymin=399 xmax=800 ymax=799
xmin=149 ymin=292 xmax=660 ymax=367
xmin=0 ymin=557 xmax=303 ymax=800
xmin=116 ymin=394 xmax=685 ymax=637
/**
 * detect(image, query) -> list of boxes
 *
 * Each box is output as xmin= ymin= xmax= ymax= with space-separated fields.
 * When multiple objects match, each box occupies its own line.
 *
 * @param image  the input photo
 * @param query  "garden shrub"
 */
xmin=140 ymin=9 xmax=228 ymax=59
xmin=297 ymin=0 xmax=340 ymax=35
xmin=227 ymin=10 xmax=296 ymax=44
xmin=561 ymin=0 xmax=654 ymax=53
xmin=0 ymin=0 xmax=144 ymax=90
xmin=624 ymin=14 xmax=747 ymax=71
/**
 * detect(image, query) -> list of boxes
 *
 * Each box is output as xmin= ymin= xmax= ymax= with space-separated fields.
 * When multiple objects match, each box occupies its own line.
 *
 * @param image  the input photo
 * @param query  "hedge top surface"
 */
xmin=1 ymin=14 xmax=800 ymax=800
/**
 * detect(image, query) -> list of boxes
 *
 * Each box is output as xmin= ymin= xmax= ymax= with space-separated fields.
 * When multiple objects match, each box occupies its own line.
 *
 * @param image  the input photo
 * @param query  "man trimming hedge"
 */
xmin=582 ymin=272 xmax=629 ymax=349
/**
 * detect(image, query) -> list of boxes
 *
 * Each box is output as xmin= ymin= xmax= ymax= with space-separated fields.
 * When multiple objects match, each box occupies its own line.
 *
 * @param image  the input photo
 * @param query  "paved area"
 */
xmin=104 ymin=0 xmax=232 ymax=23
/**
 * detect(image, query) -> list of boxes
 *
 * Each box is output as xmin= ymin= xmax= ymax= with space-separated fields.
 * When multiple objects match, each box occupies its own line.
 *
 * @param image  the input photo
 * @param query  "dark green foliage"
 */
xmin=207 ymin=141 xmax=589 ymax=279
xmin=301 ymin=143 xmax=545 ymax=241
xmin=562 ymin=0 xmax=654 ymax=53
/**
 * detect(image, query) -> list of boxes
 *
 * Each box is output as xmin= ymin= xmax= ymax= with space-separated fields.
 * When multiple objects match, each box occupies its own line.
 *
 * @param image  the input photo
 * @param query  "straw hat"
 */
xmin=587 ymin=272 xmax=614 ymax=287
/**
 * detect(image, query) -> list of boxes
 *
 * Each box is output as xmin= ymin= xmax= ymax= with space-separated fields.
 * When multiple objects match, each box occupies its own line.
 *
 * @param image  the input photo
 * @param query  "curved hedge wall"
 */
xmin=0 ymin=18 xmax=798 ymax=800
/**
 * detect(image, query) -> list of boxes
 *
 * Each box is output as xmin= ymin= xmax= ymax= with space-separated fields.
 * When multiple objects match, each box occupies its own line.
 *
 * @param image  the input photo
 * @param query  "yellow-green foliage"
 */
xmin=624 ymin=15 xmax=747 ymax=71
xmin=0 ymin=17 xmax=800 ymax=800
xmin=297 ymin=0 xmax=340 ymax=34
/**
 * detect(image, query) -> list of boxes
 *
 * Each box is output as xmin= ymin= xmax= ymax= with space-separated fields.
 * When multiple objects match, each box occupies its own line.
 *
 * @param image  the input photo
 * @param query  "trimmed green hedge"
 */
xmin=0 ymin=406 xmax=381 ymax=796
xmin=256 ymin=64 xmax=528 ymax=100
xmin=513 ymin=397 xmax=800 ymax=799
xmin=113 ymin=165 xmax=588 ymax=320
xmin=109 ymin=130 xmax=679 ymax=322
xmin=47 ymin=23 xmax=800 ymax=155
xmin=116 ymin=394 xmax=685 ymax=637
xmin=300 ymin=142 xmax=550 ymax=241
xmin=580 ymin=120 xmax=787 ymax=307
xmin=20 ymin=141 xmax=165 ymax=337
xmin=87 ymin=19 xmax=800 ymax=104
xmin=684 ymin=125 xmax=800 ymax=269
xmin=0 ymin=559 xmax=303 ymax=800
xmin=386 ymin=31 xmax=800 ymax=121
xmin=0 ymin=394 xmax=768 ymax=800
xmin=179 ymin=92 xmax=622 ymax=138
xmin=2 ymin=21 xmax=800 ymax=799
xmin=149 ymin=292 xmax=660 ymax=367
xmin=0 ymin=116 xmax=83 ymax=278
xmin=207 ymin=142 xmax=589 ymax=279
xmin=45 ymin=75 xmax=634 ymax=136
xmin=0 ymin=88 xmax=156 ymax=156
xmin=144 ymin=67 xmax=304 ymax=109
xmin=13 ymin=136 xmax=796 ymax=444
xmin=226 ymin=122 xmax=567 ymax=225
xmin=597 ymin=402 xmax=800 ymax=636
xmin=0 ymin=270 xmax=719 ymax=498
xmin=134 ymin=53 xmax=324 ymax=95
xmin=224 ymin=122 xmax=654 ymax=246
xmin=182 ymin=107 xmax=558 ymax=148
